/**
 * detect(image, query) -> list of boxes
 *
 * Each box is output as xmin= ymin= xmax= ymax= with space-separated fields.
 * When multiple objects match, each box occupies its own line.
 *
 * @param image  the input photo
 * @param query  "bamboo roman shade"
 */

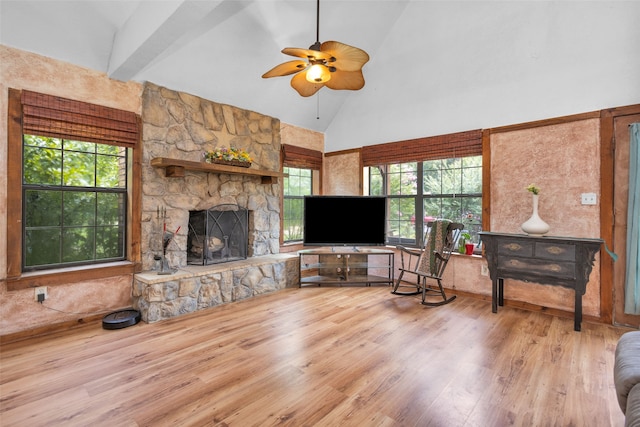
xmin=361 ymin=129 xmax=482 ymax=167
xmin=21 ymin=90 xmax=139 ymax=147
xmin=282 ymin=144 xmax=323 ymax=169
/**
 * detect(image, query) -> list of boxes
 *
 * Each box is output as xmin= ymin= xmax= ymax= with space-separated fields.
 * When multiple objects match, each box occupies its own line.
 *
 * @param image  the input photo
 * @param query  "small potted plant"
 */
xmin=458 ymin=232 xmax=472 ymax=254
xmin=465 ymin=240 xmax=476 ymax=255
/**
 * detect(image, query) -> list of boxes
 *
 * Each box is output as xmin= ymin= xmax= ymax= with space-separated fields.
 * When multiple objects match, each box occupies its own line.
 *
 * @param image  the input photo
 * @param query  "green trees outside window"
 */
xmin=22 ymin=135 xmax=127 ymax=270
xmin=368 ymin=156 xmax=482 ymax=246
xmin=283 ymin=166 xmax=313 ymax=242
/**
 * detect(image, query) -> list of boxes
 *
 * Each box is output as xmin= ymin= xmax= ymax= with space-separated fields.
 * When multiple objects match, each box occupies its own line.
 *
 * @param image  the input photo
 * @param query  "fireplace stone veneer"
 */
xmin=137 ymin=82 xmax=288 ymax=321
xmin=141 ymin=81 xmax=282 ymax=272
xmin=133 ymin=254 xmax=299 ymax=323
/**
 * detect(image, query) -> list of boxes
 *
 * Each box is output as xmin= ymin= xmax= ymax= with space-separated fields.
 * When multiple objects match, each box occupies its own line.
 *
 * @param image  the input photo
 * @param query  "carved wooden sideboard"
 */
xmin=479 ymin=232 xmax=603 ymax=331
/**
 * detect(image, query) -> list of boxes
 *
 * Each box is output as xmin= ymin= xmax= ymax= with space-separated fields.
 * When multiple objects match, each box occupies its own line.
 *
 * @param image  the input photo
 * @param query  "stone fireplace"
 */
xmin=133 ymin=82 xmax=298 ymax=322
xmin=139 ymin=81 xmax=282 ymax=271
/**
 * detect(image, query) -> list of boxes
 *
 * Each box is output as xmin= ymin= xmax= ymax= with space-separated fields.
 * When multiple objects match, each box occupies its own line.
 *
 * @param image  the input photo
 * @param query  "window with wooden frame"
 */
xmin=6 ymin=89 xmax=142 ymax=290
xmin=281 ymin=144 xmax=322 ymax=244
xmin=362 ymin=130 xmax=483 ymax=247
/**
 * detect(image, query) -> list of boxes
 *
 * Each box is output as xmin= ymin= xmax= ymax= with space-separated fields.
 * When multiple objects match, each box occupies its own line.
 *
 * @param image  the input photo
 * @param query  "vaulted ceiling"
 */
xmin=2 ymin=1 xmax=639 ymax=152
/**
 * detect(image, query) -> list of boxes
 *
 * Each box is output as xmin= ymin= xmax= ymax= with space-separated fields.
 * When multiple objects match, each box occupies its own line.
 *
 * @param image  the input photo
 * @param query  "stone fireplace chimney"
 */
xmin=140 ymin=82 xmax=281 ymax=271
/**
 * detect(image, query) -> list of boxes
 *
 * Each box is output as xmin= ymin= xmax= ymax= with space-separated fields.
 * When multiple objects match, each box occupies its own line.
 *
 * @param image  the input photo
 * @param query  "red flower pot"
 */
xmin=465 ymin=243 xmax=475 ymax=255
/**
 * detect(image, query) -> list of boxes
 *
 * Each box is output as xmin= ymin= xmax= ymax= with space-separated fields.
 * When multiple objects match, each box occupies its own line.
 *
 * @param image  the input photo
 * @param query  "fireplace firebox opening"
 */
xmin=187 ymin=204 xmax=248 ymax=265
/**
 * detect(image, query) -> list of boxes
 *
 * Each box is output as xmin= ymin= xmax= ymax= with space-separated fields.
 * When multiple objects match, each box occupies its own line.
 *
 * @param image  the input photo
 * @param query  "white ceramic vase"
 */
xmin=521 ymin=194 xmax=550 ymax=236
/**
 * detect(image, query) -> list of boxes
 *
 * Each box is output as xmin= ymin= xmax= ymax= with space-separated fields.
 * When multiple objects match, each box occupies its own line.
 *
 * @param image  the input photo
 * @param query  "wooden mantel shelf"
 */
xmin=150 ymin=157 xmax=284 ymax=184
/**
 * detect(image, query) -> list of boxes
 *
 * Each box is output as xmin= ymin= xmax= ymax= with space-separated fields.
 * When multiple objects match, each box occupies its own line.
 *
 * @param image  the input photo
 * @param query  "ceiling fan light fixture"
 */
xmin=262 ymin=0 xmax=368 ymax=97
xmin=306 ymin=64 xmax=331 ymax=83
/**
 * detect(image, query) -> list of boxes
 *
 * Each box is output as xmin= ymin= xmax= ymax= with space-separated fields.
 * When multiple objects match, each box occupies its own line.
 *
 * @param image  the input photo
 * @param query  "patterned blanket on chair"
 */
xmin=417 ymin=219 xmax=452 ymax=276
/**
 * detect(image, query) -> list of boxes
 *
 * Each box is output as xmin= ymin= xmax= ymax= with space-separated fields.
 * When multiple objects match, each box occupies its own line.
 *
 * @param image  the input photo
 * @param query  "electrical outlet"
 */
xmin=34 ymin=286 xmax=47 ymax=302
xmin=481 ymin=264 xmax=489 ymax=277
xmin=581 ymin=193 xmax=597 ymax=205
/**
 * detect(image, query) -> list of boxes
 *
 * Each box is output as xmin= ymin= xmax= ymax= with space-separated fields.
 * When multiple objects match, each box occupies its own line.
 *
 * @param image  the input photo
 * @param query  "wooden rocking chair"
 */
xmin=391 ymin=219 xmax=464 ymax=306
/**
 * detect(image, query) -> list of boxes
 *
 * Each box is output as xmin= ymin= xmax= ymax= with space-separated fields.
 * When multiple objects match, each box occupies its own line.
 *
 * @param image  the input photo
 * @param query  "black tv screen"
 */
xmin=303 ymin=196 xmax=387 ymax=246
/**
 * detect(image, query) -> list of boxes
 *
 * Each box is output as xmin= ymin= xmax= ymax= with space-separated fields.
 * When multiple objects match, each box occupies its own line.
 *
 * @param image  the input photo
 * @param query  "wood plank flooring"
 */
xmin=0 ymin=287 xmax=633 ymax=426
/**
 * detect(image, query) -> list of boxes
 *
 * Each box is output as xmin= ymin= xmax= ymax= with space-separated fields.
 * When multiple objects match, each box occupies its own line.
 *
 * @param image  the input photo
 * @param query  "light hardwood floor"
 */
xmin=0 ymin=286 xmax=633 ymax=426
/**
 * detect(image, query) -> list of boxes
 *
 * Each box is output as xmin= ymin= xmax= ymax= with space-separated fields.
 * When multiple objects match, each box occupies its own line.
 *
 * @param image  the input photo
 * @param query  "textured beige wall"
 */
xmin=324 ymin=151 xmax=361 ymax=195
xmin=489 ymin=119 xmax=602 ymax=316
xmin=0 ymin=46 xmax=142 ymax=336
xmin=281 ymin=122 xmax=323 ymax=152
xmin=490 ymin=119 xmax=600 ymax=236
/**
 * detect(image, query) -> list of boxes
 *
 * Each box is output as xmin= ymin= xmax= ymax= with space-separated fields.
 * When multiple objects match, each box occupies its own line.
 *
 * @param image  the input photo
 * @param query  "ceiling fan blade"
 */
xmin=290 ymin=72 xmax=324 ymax=97
xmin=262 ymin=60 xmax=308 ymax=78
xmin=324 ymin=69 xmax=365 ymax=91
xmin=282 ymin=47 xmax=332 ymax=61
xmin=320 ymin=41 xmax=369 ymax=72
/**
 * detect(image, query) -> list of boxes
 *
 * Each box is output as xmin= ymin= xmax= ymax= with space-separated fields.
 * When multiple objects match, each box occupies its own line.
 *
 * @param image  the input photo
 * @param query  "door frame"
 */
xmin=600 ymin=104 xmax=640 ymax=327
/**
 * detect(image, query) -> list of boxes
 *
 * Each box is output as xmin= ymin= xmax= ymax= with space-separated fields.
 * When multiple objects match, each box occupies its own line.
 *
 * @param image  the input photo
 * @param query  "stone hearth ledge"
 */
xmin=133 ymin=254 xmax=299 ymax=323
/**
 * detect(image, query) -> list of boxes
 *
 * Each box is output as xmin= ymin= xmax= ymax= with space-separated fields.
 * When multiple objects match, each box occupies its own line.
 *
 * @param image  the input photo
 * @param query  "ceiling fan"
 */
xmin=261 ymin=0 xmax=369 ymax=97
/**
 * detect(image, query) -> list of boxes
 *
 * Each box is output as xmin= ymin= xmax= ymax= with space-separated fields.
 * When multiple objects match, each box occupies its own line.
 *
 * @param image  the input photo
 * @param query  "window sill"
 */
xmin=451 ymin=251 xmax=484 ymax=258
xmin=280 ymin=242 xmax=304 ymax=253
xmin=6 ymin=261 xmax=139 ymax=291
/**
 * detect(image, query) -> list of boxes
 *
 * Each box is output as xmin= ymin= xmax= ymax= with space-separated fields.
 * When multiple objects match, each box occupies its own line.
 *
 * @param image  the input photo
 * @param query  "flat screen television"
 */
xmin=303 ymin=196 xmax=387 ymax=246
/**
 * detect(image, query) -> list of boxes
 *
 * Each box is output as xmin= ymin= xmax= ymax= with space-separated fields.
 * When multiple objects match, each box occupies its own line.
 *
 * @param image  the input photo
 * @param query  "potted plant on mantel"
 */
xmin=203 ymin=146 xmax=253 ymax=168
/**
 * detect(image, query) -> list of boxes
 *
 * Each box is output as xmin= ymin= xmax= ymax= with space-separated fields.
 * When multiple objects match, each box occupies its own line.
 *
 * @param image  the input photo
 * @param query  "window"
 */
xmin=368 ymin=156 xmax=482 ymax=246
xmin=22 ymin=135 xmax=128 ymax=270
xmin=283 ymin=167 xmax=313 ymax=242
xmin=280 ymin=144 xmax=323 ymax=244
xmin=6 ymin=89 xmax=141 ymax=289
xmin=362 ymin=129 xmax=483 ymax=247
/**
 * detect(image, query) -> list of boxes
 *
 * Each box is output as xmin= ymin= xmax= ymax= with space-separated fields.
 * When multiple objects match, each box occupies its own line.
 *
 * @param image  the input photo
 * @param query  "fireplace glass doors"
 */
xmin=187 ymin=205 xmax=248 ymax=265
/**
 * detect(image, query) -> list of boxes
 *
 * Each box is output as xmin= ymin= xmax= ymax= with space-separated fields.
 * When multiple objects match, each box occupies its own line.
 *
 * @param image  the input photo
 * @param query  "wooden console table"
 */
xmin=479 ymin=232 xmax=603 ymax=331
